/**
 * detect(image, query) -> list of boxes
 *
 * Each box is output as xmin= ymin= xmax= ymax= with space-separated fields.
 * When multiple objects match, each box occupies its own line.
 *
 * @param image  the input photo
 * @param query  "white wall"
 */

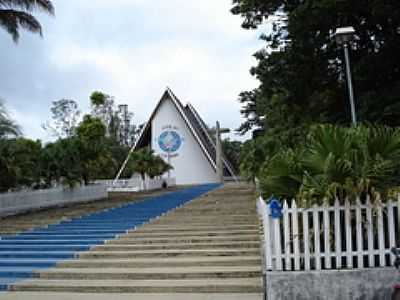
xmin=0 ymin=184 xmax=107 ymax=217
xmin=151 ymin=98 xmax=219 ymax=185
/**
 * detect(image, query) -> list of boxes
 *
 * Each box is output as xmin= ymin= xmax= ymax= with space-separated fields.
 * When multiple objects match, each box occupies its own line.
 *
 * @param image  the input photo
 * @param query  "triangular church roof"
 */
xmin=134 ymin=88 xmax=236 ymax=178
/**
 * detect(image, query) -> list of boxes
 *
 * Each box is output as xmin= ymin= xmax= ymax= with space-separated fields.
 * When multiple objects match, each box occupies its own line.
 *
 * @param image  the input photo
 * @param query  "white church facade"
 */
xmin=133 ymin=88 xmax=236 ymax=186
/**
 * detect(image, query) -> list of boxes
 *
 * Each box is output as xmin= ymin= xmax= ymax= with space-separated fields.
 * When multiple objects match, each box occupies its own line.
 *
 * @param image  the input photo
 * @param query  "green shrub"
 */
xmin=259 ymin=124 xmax=400 ymax=205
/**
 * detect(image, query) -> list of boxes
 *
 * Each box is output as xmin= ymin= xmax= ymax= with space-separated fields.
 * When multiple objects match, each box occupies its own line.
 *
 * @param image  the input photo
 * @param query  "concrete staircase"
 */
xmin=0 ymin=184 xmax=263 ymax=299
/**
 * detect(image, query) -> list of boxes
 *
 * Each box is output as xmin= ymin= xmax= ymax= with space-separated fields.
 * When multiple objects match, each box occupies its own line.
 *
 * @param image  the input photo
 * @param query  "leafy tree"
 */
xmin=0 ymin=100 xmax=20 ymax=138
xmin=76 ymin=115 xmax=107 ymax=185
xmin=0 ymin=138 xmax=42 ymax=191
xmin=232 ymin=0 xmax=400 ymax=134
xmin=222 ymin=139 xmax=242 ymax=173
xmin=39 ymin=142 xmax=60 ymax=187
xmin=90 ymin=91 xmax=138 ymax=146
xmin=239 ymin=138 xmax=273 ymax=181
xmin=43 ymin=99 xmax=81 ymax=138
xmin=0 ymin=0 xmax=54 ymax=42
xmin=90 ymin=91 xmax=115 ymax=135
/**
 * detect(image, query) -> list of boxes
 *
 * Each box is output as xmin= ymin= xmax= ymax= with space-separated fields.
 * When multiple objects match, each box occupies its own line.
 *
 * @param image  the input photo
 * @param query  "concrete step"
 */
xmin=108 ymin=235 xmax=260 ymax=244
xmin=57 ymin=256 xmax=261 ymax=268
xmin=153 ymin=216 xmax=256 ymax=221
xmin=10 ymin=278 xmax=263 ymax=293
xmin=170 ymin=211 xmax=256 ymax=215
xmin=121 ymin=230 xmax=259 ymax=238
xmin=93 ymin=241 xmax=260 ymax=251
xmin=78 ymin=249 xmax=260 ymax=259
xmin=36 ymin=266 xmax=262 ymax=280
xmin=150 ymin=220 xmax=259 ymax=225
xmin=130 ymin=225 xmax=259 ymax=232
xmin=0 ymin=292 xmax=264 ymax=300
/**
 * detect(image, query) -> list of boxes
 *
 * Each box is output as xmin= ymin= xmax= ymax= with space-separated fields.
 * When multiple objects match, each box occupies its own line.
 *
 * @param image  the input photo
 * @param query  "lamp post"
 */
xmin=334 ymin=26 xmax=357 ymax=125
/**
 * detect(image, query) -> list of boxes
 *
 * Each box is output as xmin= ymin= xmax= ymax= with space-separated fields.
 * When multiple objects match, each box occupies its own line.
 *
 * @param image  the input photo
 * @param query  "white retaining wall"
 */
xmin=0 ymin=184 xmax=107 ymax=217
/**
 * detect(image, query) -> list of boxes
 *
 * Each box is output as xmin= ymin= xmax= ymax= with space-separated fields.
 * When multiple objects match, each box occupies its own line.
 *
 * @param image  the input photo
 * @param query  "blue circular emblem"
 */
xmin=158 ymin=131 xmax=182 ymax=153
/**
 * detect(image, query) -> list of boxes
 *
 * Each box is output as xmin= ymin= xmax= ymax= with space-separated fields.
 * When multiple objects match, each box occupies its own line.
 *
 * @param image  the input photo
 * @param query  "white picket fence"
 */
xmin=257 ymin=196 xmax=400 ymax=272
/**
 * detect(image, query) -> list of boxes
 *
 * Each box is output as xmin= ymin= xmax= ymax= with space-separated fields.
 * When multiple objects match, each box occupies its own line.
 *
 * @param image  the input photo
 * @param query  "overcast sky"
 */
xmin=0 ymin=0 xmax=266 ymax=142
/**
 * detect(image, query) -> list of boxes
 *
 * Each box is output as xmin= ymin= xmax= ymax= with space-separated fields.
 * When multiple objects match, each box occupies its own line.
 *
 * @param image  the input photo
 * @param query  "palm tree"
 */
xmin=129 ymin=148 xmax=172 ymax=190
xmin=0 ymin=100 xmax=20 ymax=138
xmin=0 ymin=0 xmax=54 ymax=42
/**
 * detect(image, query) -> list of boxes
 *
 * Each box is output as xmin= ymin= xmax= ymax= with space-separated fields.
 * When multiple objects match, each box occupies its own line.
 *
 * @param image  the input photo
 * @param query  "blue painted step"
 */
xmin=0 ymin=252 xmax=76 ymax=259
xmin=3 ymin=234 xmax=117 ymax=240
xmin=0 ymin=240 xmax=104 ymax=245
xmin=0 ymin=260 xmax=58 ymax=268
xmin=0 ymin=245 xmax=91 ymax=252
xmin=0 ymin=184 xmax=220 ymax=292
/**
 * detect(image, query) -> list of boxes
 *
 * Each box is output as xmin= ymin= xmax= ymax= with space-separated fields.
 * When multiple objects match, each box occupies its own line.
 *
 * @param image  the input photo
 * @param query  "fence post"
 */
xmin=283 ymin=200 xmax=291 ymax=270
xmin=273 ymin=216 xmax=283 ymax=271
xmin=260 ymin=197 xmax=273 ymax=271
xmin=313 ymin=205 xmax=321 ymax=270
xmin=377 ymin=195 xmax=385 ymax=267
xmin=292 ymin=200 xmax=300 ymax=270
xmin=388 ymin=200 xmax=396 ymax=253
xmin=303 ymin=208 xmax=311 ymax=270
xmin=365 ymin=195 xmax=374 ymax=268
xmin=355 ymin=197 xmax=363 ymax=269
xmin=398 ymin=194 xmax=400 ymax=248
xmin=345 ymin=199 xmax=353 ymax=268
xmin=334 ymin=198 xmax=342 ymax=269
xmin=323 ymin=204 xmax=331 ymax=269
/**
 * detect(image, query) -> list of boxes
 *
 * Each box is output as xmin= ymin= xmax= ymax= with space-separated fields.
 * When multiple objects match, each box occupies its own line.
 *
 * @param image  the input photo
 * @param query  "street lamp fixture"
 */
xmin=334 ymin=26 xmax=357 ymax=125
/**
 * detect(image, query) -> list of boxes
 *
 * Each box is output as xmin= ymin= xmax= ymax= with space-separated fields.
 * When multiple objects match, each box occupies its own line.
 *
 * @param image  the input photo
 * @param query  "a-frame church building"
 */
xmin=133 ymin=88 xmax=236 ymax=185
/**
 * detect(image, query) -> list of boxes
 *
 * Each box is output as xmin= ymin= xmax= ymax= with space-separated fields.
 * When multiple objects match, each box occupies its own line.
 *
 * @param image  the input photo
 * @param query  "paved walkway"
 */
xmin=0 ymin=183 xmax=263 ymax=299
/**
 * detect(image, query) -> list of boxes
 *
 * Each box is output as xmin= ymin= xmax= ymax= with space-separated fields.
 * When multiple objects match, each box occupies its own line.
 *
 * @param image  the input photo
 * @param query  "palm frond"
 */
xmin=0 ymin=9 xmax=41 ymax=41
xmin=0 ymin=0 xmax=53 ymax=42
xmin=0 ymin=0 xmax=54 ymax=14
xmin=0 ymin=100 xmax=21 ymax=138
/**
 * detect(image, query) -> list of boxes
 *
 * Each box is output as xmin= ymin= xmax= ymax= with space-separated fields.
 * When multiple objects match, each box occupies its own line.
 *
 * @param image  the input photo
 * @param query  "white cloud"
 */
xmin=1 ymin=0 xmax=265 ymax=142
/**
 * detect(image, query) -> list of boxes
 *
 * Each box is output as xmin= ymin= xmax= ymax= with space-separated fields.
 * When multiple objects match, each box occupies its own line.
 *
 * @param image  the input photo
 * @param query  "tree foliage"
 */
xmin=222 ymin=138 xmax=242 ymax=173
xmin=128 ymin=148 xmax=172 ymax=181
xmin=90 ymin=91 xmax=139 ymax=146
xmin=42 ymin=99 xmax=81 ymax=138
xmin=259 ymin=124 xmax=400 ymax=205
xmin=232 ymin=0 xmax=400 ymax=135
xmin=0 ymin=138 xmax=42 ymax=192
xmin=0 ymin=100 xmax=20 ymax=138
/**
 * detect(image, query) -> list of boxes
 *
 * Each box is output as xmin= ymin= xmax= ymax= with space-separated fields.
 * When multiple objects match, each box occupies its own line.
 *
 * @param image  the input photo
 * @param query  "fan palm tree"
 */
xmin=260 ymin=124 xmax=400 ymax=205
xmin=0 ymin=100 xmax=20 ymax=138
xmin=0 ymin=0 xmax=54 ymax=42
xmin=129 ymin=148 xmax=172 ymax=190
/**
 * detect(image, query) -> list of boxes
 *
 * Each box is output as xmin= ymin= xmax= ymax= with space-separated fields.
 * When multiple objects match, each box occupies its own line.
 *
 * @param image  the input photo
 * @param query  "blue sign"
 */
xmin=158 ymin=130 xmax=182 ymax=153
xmin=268 ymin=197 xmax=283 ymax=219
